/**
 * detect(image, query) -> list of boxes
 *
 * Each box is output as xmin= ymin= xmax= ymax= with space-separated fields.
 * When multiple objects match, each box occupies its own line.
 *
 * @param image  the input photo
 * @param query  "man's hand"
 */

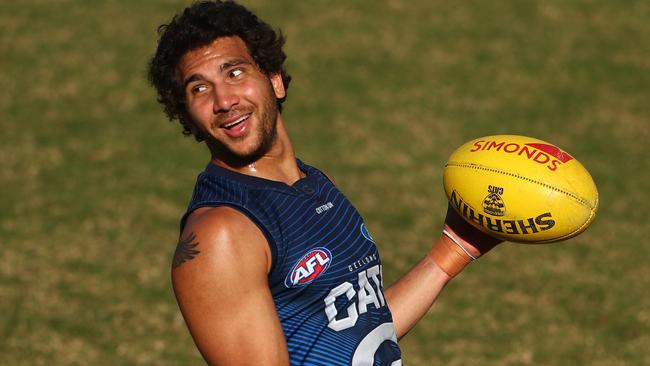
xmin=428 ymin=204 xmax=503 ymax=278
xmin=443 ymin=204 xmax=502 ymax=259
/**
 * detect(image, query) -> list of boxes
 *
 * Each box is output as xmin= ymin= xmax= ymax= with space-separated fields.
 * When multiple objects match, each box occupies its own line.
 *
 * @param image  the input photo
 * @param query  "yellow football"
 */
xmin=443 ymin=135 xmax=598 ymax=243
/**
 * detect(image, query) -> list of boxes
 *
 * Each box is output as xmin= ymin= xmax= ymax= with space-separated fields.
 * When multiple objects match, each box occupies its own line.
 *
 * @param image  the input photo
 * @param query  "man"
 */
xmin=148 ymin=1 xmax=500 ymax=365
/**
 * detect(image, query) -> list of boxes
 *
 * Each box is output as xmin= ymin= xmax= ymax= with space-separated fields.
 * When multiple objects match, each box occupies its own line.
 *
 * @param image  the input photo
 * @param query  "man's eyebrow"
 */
xmin=220 ymin=58 xmax=250 ymax=71
xmin=183 ymin=74 xmax=204 ymax=88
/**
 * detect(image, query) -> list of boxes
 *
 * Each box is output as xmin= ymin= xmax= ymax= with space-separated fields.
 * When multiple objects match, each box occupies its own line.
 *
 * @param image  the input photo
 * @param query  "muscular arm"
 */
xmin=385 ymin=207 xmax=501 ymax=339
xmin=384 ymin=235 xmax=453 ymax=339
xmin=172 ymin=207 xmax=289 ymax=365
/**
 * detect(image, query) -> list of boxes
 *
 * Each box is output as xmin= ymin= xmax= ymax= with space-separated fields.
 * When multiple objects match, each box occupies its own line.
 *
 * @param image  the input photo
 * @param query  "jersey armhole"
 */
xmin=181 ymin=203 xmax=279 ymax=276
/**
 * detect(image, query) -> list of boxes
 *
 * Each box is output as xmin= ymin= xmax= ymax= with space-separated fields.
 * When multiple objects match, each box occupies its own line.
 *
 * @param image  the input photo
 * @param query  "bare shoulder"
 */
xmin=170 ymin=207 xmax=288 ymax=364
xmin=172 ymin=206 xmax=271 ymax=274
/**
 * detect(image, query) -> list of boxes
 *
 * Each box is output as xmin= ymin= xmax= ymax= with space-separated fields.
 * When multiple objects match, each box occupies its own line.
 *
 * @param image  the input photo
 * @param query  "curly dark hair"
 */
xmin=147 ymin=0 xmax=291 ymax=141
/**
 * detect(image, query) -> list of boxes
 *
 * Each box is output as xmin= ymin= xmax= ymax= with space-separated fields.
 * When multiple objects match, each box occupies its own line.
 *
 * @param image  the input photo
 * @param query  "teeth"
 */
xmin=224 ymin=115 xmax=248 ymax=128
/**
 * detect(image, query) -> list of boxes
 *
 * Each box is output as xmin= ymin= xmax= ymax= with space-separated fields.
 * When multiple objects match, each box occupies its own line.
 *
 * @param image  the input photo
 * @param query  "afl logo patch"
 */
xmin=285 ymin=248 xmax=332 ymax=288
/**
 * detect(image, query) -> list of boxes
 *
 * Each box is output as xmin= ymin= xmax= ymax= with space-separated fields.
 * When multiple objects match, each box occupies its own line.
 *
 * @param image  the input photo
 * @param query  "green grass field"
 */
xmin=1 ymin=0 xmax=648 ymax=364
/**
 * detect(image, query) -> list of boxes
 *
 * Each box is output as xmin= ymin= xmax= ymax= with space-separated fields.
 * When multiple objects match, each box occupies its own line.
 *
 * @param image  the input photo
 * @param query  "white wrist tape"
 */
xmin=442 ymin=229 xmax=476 ymax=260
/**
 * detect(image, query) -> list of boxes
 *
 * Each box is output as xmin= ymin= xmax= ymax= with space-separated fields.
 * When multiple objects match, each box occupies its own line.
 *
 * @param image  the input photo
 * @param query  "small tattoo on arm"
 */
xmin=173 ymin=232 xmax=201 ymax=269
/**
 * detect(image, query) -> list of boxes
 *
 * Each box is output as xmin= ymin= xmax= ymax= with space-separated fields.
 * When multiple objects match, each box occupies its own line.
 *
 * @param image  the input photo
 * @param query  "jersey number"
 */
xmin=351 ymin=322 xmax=402 ymax=366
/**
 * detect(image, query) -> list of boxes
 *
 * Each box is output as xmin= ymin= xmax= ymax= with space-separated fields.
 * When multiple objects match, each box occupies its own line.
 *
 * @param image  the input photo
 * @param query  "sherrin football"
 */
xmin=443 ymin=135 xmax=598 ymax=243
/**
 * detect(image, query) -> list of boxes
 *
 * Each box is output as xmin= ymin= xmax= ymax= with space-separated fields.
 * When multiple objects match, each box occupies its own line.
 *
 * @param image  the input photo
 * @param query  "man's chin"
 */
xmin=220 ymin=150 xmax=265 ymax=168
xmin=209 ymin=141 xmax=269 ymax=168
xmin=207 ymin=125 xmax=277 ymax=168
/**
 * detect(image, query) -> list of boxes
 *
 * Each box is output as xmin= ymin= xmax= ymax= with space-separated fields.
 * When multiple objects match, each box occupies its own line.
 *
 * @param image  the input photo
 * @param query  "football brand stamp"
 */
xmin=483 ymin=185 xmax=506 ymax=216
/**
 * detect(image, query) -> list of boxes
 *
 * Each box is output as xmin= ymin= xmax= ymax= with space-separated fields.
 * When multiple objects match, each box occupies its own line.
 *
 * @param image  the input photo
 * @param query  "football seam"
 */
xmin=446 ymin=162 xmax=595 ymax=209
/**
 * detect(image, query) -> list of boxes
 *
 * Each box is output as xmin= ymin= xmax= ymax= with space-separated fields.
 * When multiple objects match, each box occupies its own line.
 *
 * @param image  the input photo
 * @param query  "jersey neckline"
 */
xmin=204 ymin=159 xmax=319 ymax=196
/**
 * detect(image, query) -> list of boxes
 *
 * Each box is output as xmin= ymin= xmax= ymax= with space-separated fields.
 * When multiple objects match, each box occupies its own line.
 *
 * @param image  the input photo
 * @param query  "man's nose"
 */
xmin=213 ymin=85 xmax=239 ymax=112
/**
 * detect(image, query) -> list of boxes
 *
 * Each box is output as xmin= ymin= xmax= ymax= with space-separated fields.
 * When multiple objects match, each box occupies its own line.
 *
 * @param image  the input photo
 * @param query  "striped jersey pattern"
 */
xmin=181 ymin=160 xmax=402 ymax=366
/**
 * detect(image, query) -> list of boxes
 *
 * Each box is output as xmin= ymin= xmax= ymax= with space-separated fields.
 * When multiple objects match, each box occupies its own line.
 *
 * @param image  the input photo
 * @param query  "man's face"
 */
xmin=177 ymin=36 xmax=286 ymax=165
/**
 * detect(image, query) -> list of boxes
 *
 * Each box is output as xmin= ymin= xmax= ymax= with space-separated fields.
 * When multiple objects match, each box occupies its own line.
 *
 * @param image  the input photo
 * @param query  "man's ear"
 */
xmin=270 ymin=73 xmax=286 ymax=99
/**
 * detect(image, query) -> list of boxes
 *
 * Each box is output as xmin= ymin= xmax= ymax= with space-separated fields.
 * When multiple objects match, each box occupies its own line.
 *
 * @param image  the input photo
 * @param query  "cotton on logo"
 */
xmin=285 ymin=248 xmax=332 ymax=288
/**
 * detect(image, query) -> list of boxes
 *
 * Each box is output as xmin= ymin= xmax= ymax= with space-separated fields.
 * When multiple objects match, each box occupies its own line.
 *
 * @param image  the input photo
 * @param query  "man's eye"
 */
xmin=230 ymin=69 xmax=243 ymax=78
xmin=192 ymin=85 xmax=207 ymax=94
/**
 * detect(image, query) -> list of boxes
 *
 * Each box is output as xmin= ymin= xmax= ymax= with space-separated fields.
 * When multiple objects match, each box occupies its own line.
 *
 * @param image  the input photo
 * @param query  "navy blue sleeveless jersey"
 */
xmin=181 ymin=160 xmax=402 ymax=366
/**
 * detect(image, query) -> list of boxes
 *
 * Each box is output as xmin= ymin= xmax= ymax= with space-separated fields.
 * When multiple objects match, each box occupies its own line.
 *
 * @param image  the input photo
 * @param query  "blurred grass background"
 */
xmin=1 ymin=0 xmax=648 ymax=365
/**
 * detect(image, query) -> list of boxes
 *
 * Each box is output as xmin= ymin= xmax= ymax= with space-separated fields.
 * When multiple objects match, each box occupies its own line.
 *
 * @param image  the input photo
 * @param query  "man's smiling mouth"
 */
xmin=222 ymin=114 xmax=250 ymax=129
